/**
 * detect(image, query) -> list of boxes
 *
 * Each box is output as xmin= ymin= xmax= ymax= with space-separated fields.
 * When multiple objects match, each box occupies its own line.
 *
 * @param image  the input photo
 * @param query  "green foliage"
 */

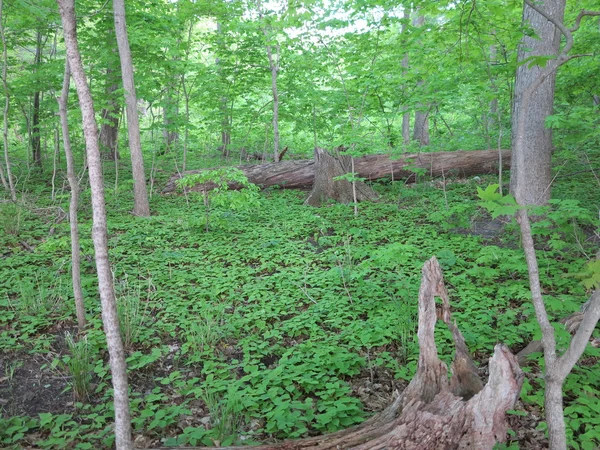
xmin=477 ymin=184 xmax=519 ymax=218
xmin=64 ymin=332 xmax=93 ymax=401
xmin=176 ymin=168 xmax=260 ymax=231
xmin=0 ymin=203 xmax=23 ymax=235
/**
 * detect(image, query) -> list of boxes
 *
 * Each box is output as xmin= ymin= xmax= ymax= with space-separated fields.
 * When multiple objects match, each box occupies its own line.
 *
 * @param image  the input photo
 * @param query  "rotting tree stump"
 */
xmin=151 ymin=257 xmax=523 ymax=450
xmin=304 ymin=147 xmax=379 ymax=206
xmin=161 ymin=149 xmax=511 ymax=195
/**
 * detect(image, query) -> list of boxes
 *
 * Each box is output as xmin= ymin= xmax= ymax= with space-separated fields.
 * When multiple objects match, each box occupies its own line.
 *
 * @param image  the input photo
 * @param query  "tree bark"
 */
xmin=401 ymin=8 xmax=410 ymax=146
xmin=112 ymin=0 xmax=150 ymax=216
xmin=151 ymin=257 xmax=523 ymax=450
xmin=32 ymin=31 xmax=43 ymax=167
xmin=304 ymin=148 xmax=378 ymax=207
xmin=412 ymin=15 xmax=429 ymax=147
xmin=56 ymin=1 xmax=132 ymax=448
xmin=57 ymin=59 xmax=86 ymax=330
xmin=510 ymin=0 xmax=566 ymax=206
xmin=258 ymin=0 xmax=281 ymax=162
xmin=100 ymin=68 xmax=121 ymax=161
xmin=0 ymin=0 xmax=15 ymax=200
xmin=163 ymin=149 xmax=511 ymax=194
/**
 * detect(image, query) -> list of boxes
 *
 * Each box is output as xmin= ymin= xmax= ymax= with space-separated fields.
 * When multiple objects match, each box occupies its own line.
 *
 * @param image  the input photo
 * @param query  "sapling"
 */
xmin=478 ymin=184 xmax=600 ymax=450
xmin=176 ymin=168 xmax=260 ymax=232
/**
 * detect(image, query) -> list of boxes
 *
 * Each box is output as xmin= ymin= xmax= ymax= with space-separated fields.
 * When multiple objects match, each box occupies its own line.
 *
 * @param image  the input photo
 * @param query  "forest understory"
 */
xmin=1 ymin=149 xmax=599 ymax=449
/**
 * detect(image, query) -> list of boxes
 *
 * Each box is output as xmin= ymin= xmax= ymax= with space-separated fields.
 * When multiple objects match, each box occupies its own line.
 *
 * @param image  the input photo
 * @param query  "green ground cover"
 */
xmin=0 ymin=153 xmax=599 ymax=449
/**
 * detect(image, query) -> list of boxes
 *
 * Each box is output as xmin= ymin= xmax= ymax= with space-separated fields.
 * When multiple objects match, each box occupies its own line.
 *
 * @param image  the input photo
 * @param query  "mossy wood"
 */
xmin=162 ymin=149 xmax=511 ymax=194
xmin=152 ymin=257 xmax=523 ymax=450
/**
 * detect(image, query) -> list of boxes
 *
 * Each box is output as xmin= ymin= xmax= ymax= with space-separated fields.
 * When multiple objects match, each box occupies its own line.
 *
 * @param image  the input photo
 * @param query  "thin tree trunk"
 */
xmin=100 ymin=71 xmax=121 ymax=161
xmin=510 ymin=0 xmax=566 ymax=206
xmin=215 ymin=23 xmax=231 ymax=157
xmin=401 ymin=7 xmax=410 ymax=146
xmin=112 ymin=0 xmax=150 ymax=216
xmin=267 ymin=43 xmax=280 ymax=162
xmin=517 ymin=206 xmax=600 ymax=450
xmin=31 ymin=31 xmax=43 ymax=167
xmin=56 ymin=2 xmax=132 ymax=449
xmin=57 ymin=59 xmax=86 ymax=330
xmin=0 ymin=0 xmax=15 ymax=200
xmin=257 ymin=0 xmax=281 ymax=162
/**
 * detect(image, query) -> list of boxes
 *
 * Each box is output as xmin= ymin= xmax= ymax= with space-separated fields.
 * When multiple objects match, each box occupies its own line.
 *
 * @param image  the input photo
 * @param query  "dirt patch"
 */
xmin=0 ymin=351 xmax=72 ymax=417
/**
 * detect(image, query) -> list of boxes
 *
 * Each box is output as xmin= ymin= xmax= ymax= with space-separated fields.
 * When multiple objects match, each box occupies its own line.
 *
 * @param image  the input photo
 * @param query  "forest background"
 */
xmin=0 ymin=0 xmax=599 ymax=449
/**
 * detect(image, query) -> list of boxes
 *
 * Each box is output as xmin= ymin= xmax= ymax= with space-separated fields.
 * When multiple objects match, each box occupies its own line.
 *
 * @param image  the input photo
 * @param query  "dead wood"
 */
xmin=150 ymin=257 xmax=522 ymax=450
xmin=162 ymin=149 xmax=511 ymax=195
xmin=304 ymin=147 xmax=378 ymax=206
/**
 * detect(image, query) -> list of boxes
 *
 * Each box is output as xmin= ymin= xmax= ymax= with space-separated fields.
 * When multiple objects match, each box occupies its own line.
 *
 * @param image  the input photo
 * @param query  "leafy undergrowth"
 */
xmin=1 ymin=158 xmax=599 ymax=449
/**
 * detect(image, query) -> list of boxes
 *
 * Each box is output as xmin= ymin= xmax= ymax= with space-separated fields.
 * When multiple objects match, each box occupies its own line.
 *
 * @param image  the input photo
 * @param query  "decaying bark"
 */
xmin=163 ymin=148 xmax=510 ymax=194
xmin=151 ymin=257 xmax=523 ymax=450
xmin=304 ymin=147 xmax=378 ymax=206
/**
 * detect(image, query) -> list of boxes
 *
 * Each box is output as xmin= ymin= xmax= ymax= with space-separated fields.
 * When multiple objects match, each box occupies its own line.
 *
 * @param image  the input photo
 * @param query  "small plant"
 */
xmin=183 ymin=304 xmax=231 ymax=358
xmin=0 ymin=202 xmax=22 ymax=235
xmin=176 ymin=168 xmax=260 ymax=232
xmin=115 ymin=274 xmax=150 ymax=350
xmin=64 ymin=332 xmax=92 ymax=401
xmin=201 ymin=385 xmax=245 ymax=446
xmin=9 ymin=276 xmax=64 ymax=316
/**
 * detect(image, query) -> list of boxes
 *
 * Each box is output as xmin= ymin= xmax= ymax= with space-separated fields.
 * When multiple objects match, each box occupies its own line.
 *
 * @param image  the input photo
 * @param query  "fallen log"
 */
xmin=162 ymin=149 xmax=511 ymax=194
xmin=151 ymin=257 xmax=523 ymax=450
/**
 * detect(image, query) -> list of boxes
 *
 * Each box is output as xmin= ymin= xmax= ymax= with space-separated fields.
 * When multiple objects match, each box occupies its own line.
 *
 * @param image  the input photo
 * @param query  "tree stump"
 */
xmin=304 ymin=147 xmax=378 ymax=207
xmin=152 ymin=257 xmax=524 ymax=450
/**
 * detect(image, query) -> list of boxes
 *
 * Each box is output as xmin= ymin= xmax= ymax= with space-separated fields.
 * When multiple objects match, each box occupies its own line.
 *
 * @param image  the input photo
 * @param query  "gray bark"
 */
xmin=57 ymin=59 xmax=86 ymax=330
xmin=304 ymin=147 xmax=378 ymax=207
xmin=401 ymin=8 xmax=410 ymax=146
xmin=32 ymin=32 xmax=42 ymax=167
xmin=99 ymin=71 xmax=120 ymax=161
xmin=517 ymin=208 xmax=600 ymax=450
xmin=510 ymin=0 xmax=566 ymax=205
xmin=56 ymin=1 xmax=132 ymax=448
xmin=412 ymin=15 xmax=429 ymax=146
xmin=163 ymin=149 xmax=511 ymax=194
xmin=112 ymin=0 xmax=150 ymax=216
xmin=0 ymin=0 xmax=15 ymax=200
xmin=257 ymin=0 xmax=281 ymax=162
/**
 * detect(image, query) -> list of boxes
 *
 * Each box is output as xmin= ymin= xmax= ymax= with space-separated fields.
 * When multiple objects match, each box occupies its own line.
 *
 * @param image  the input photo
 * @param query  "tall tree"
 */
xmin=31 ymin=31 xmax=43 ymax=167
xmin=257 ymin=0 xmax=282 ymax=162
xmin=112 ymin=0 xmax=150 ymax=216
xmin=412 ymin=14 xmax=430 ymax=146
xmin=56 ymin=1 xmax=132 ymax=448
xmin=57 ymin=59 xmax=85 ymax=330
xmin=0 ymin=0 xmax=15 ymax=200
xmin=510 ymin=0 xmax=566 ymax=206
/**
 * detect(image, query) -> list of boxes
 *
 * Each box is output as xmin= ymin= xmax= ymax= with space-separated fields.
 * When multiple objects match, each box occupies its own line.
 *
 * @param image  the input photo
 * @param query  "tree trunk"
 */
xmin=32 ymin=31 xmax=43 ymax=167
xmin=413 ymin=107 xmax=429 ymax=146
xmin=112 ymin=0 xmax=150 ymax=216
xmin=163 ymin=149 xmax=511 ymax=194
xmin=304 ymin=147 xmax=378 ymax=206
xmin=401 ymin=8 xmax=410 ymax=146
xmin=100 ymin=68 xmax=121 ymax=161
xmin=412 ymin=15 xmax=429 ymax=147
xmin=150 ymin=257 xmax=523 ymax=450
xmin=509 ymin=0 xmax=566 ymax=206
xmin=56 ymin=2 xmax=132 ymax=449
xmin=0 ymin=0 xmax=15 ymax=200
xmin=57 ymin=59 xmax=86 ymax=330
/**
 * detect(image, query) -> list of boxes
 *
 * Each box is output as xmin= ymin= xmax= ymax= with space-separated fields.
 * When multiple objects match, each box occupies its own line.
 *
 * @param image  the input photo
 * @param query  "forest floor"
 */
xmin=1 ymin=152 xmax=599 ymax=449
